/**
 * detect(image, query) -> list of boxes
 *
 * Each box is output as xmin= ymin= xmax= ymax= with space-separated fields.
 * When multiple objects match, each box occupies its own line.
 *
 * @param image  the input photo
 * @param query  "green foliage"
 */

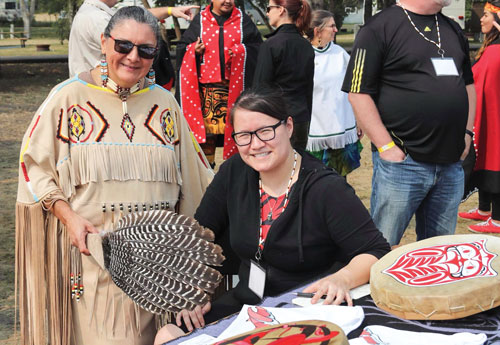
xmin=37 ymin=0 xmax=67 ymax=14
xmin=56 ymin=17 xmax=70 ymax=44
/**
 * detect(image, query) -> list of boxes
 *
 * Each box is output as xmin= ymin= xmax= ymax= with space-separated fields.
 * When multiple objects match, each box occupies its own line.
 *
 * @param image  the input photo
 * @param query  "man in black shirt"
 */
xmin=342 ymin=0 xmax=476 ymax=246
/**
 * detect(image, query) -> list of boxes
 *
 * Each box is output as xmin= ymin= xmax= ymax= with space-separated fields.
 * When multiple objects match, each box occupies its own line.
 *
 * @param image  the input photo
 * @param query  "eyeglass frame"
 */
xmin=266 ymin=5 xmax=281 ymax=13
xmin=231 ymin=119 xmax=286 ymax=146
xmin=108 ymin=35 xmax=158 ymax=59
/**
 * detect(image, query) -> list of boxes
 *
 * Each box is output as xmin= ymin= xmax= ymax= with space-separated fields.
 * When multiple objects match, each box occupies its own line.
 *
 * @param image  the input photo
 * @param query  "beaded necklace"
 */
xmin=101 ymin=60 xmax=141 ymax=141
xmin=256 ymin=150 xmax=297 ymax=261
xmin=399 ymin=3 xmax=445 ymax=58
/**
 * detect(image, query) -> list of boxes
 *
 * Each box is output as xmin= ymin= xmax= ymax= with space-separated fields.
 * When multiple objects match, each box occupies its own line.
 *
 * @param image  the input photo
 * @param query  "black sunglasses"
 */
xmin=266 ymin=5 xmax=281 ymax=12
xmin=109 ymin=35 xmax=158 ymax=59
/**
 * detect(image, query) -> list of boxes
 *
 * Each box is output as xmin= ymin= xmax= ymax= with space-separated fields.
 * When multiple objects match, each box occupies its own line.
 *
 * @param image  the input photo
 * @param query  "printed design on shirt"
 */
xmin=247 ymin=306 xmax=279 ymax=329
xmin=160 ymin=109 xmax=179 ymax=144
xmin=144 ymin=105 xmax=179 ymax=145
xmin=259 ymin=191 xmax=287 ymax=250
xmin=121 ymin=113 xmax=135 ymax=142
xmin=383 ymin=240 xmax=497 ymax=286
xmin=56 ymin=108 xmax=70 ymax=144
xmin=86 ymin=101 xmax=109 ymax=142
xmin=350 ymin=48 xmax=367 ymax=93
xmin=58 ymin=104 xmax=94 ymax=143
xmin=360 ymin=327 xmax=386 ymax=345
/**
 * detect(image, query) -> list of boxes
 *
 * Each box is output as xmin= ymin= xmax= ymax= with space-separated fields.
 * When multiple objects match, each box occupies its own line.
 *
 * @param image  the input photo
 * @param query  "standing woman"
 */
xmin=305 ymin=10 xmax=362 ymax=177
xmin=460 ymin=1 xmax=500 ymax=233
xmin=16 ymin=6 xmax=211 ymax=345
xmin=253 ymin=0 xmax=314 ymax=150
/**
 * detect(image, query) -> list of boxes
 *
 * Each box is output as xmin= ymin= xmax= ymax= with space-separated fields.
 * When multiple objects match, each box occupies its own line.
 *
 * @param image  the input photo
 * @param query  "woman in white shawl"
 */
xmin=305 ymin=10 xmax=362 ymax=177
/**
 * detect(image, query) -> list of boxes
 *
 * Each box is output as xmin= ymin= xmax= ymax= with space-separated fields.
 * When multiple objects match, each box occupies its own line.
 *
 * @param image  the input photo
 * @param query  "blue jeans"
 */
xmin=371 ymin=152 xmax=464 ymax=246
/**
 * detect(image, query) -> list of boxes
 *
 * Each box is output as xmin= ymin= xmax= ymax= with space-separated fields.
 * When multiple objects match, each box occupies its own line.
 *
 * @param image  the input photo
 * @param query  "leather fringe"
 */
xmin=15 ymin=202 xmax=72 ymax=345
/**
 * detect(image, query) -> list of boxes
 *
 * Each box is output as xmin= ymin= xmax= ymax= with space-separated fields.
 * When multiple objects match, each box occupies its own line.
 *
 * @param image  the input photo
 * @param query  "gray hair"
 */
xmin=305 ymin=10 xmax=334 ymax=40
xmin=104 ymin=6 xmax=160 ymax=44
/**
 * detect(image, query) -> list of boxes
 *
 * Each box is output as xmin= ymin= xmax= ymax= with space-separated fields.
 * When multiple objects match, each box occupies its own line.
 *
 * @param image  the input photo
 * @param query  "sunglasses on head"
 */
xmin=109 ymin=35 xmax=158 ymax=59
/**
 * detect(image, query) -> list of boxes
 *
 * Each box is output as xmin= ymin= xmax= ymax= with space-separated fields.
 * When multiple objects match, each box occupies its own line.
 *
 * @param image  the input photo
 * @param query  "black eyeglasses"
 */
xmin=232 ymin=120 xmax=285 ymax=146
xmin=109 ymin=35 xmax=158 ymax=59
xmin=266 ymin=5 xmax=281 ymax=12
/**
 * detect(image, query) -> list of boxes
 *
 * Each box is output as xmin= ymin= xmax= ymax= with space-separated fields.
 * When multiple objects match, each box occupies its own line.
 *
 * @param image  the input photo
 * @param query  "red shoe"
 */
xmin=458 ymin=208 xmax=491 ymax=221
xmin=468 ymin=218 xmax=500 ymax=234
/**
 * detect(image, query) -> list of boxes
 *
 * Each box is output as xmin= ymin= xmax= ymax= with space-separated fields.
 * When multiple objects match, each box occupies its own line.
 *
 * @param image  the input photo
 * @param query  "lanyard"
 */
xmin=400 ymin=4 xmax=445 ymax=58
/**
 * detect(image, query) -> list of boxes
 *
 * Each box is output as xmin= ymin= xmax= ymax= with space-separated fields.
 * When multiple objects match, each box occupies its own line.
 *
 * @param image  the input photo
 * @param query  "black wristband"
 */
xmin=465 ymin=129 xmax=474 ymax=138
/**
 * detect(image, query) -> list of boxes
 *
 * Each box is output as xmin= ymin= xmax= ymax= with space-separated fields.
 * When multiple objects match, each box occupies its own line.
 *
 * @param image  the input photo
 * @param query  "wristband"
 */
xmin=167 ymin=7 xmax=172 ymax=16
xmin=378 ymin=141 xmax=395 ymax=153
xmin=465 ymin=129 xmax=474 ymax=138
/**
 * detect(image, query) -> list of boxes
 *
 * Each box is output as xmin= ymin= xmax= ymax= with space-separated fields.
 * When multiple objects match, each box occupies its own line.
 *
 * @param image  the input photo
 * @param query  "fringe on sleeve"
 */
xmin=15 ymin=202 xmax=73 ymax=345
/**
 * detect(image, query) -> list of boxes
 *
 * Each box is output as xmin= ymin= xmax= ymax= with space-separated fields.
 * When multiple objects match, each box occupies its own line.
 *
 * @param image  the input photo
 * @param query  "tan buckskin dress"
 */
xmin=16 ymin=74 xmax=213 ymax=345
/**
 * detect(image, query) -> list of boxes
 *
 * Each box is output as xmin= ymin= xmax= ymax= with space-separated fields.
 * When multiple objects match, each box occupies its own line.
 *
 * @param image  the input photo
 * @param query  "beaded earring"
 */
xmin=100 ymin=55 xmax=109 ymax=87
xmin=147 ymin=68 xmax=156 ymax=85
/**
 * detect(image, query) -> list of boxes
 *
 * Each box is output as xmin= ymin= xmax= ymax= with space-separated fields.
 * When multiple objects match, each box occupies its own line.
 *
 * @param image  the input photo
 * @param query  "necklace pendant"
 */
xmin=267 ymin=211 xmax=273 ymax=221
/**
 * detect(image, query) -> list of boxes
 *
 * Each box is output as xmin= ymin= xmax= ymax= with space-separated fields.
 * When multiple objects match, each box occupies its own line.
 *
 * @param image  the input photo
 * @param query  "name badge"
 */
xmin=431 ymin=57 xmax=459 ymax=76
xmin=249 ymin=260 xmax=266 ymax=299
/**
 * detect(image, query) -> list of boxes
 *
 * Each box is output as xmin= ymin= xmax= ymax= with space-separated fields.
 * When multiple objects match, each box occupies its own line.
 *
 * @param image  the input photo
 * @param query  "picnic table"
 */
xmin=1 ymin=31 xmax=29 ymax=47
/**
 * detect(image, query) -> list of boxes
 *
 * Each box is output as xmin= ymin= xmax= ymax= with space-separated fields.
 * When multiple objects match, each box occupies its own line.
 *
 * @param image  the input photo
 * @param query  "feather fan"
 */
xmin=88 ymin=210 xmax=225 ymax=314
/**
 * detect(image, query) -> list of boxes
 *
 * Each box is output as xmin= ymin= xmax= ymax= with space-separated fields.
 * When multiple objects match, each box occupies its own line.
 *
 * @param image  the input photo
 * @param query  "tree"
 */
xmin=19 ymin=0 xmax=36 ymax=38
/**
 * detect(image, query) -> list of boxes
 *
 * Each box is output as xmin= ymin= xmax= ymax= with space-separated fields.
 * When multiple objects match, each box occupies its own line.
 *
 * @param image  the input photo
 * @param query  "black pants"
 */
xmin=478 ymin=190 xmax=500 ymax=221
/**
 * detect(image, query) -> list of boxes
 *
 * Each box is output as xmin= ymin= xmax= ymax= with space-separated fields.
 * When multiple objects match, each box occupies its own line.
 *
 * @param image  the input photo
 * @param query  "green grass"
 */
xmin=0 ymin=25 xmax=60 ymax=39
xmin=0 ymin=38 xmax=68 ymax=56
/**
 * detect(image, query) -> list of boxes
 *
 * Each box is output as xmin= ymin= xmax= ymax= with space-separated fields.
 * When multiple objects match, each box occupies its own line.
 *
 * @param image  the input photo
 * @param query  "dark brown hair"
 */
xmin=229 ymin=87 xmax=289 ymax=126
xmin=274 ymin=0 xmax=311 ymax=35
xmin=475 ymin=1 xmax=500 ymax=60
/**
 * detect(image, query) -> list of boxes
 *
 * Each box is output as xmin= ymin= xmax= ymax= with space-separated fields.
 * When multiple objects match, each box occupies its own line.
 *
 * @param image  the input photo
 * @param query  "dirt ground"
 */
xmin=0 ymin=62 xmax=490 ymax=342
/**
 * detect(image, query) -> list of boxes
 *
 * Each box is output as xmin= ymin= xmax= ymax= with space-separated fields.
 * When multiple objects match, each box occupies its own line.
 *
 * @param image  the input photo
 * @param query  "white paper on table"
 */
xmin=215 ymin=304 xmax=364 ymax=342
xmin=348 ymin=325 xmax=487 ymax=345
xmin=292 ymin=284 xmax=371 ymax=307
xmin=179 ymin=333 xmax=216 ymax=345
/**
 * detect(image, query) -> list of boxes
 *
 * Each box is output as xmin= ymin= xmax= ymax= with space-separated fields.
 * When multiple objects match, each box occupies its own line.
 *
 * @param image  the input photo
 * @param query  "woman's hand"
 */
xmin=175 ymin=302 xmax=211 ymax=332
xmin=195 ymin=37 xmax=205 ymax=56
xmin=302 ymin=272 xmax=353 ymax=306
xmin=52 ymin=200 xmax=99 ymax=256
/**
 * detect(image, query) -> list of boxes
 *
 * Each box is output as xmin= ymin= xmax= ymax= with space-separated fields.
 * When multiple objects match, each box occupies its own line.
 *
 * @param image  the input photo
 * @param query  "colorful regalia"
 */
xmin=470 ymin=38 xmax=500 ymax=194
xmin=176 ymin=5 xmax=262 ymax=160
xmin=307 ymin=42 xmax=361 ymax=176
xmin=16 ymin=74 xmax=213 ymax=345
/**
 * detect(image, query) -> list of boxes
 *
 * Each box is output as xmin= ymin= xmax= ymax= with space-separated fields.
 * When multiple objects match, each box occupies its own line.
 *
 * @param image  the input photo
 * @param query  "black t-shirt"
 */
xmin=342 ymin=5 xmax=474 ymax=164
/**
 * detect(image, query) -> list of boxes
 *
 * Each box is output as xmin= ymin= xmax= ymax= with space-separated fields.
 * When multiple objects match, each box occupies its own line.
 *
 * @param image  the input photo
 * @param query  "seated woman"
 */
xmin=155 ymin=88 xmax=390 ymax=342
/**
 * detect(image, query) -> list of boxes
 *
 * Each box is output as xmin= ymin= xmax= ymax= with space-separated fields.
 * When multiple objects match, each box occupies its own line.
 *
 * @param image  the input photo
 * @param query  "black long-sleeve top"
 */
xmin=195 ymin=150 xmax=390 ymax=305
xmin=253 ymin=24 xmax=315 ymax=124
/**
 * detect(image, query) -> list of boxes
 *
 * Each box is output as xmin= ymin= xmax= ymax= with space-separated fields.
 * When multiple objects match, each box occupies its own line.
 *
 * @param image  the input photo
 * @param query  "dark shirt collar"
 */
xmin=265 ymin=23 xmax=299 ymax=38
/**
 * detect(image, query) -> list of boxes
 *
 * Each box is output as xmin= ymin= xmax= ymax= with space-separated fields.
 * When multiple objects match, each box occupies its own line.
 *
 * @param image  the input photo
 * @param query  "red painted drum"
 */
xmin=370 ymin=234 xmax=500 ymax=320
xmin=213 ymin=320 xmax=349 ymax=345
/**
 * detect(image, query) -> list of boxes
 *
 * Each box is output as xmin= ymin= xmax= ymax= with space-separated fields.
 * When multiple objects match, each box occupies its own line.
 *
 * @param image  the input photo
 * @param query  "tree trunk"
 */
xmin=19 ymin=0 xmax=32 ymax=38
xmin=247 ymin=0 xmax=273 ymax=32
xmin=364 ymin=0 xmax=372 ymax=24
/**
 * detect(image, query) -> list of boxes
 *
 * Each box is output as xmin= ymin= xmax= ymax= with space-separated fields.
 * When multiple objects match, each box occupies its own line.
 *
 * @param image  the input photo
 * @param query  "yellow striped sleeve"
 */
xmin=350 ymin=48 xmax=366 ymax=93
